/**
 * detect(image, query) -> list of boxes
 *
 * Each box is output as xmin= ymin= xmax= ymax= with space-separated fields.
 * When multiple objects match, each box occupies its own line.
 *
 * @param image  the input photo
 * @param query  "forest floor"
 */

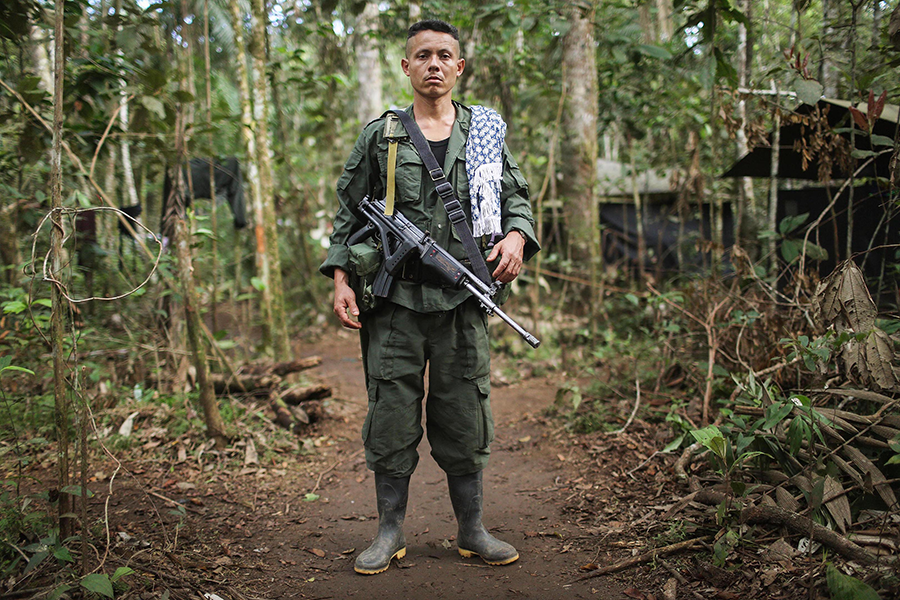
xmin=6 ymin=328 xmax=855 ymax=599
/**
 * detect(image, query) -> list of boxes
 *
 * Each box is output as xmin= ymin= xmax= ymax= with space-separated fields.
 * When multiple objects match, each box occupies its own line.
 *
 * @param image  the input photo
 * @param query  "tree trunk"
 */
xmin=656 ymin=0 xmax=673 ymax=42
xmin=821 ymin=0 xmax=840 ymax=98
xmin=638 ymin=2 xmax=654 ymax=43
xmin=203 ymin=0 xmax=219 ymax=335
xmin=229 ymin=0 xmax=276 ymax=355
xmin=29 ymin=25 xmax=54 ymax=95
xmin=768 ymin=88 xmax=781 ymax=275
xmin=163 ymin=3 xmax=227 ymax=449
xmin=355 ymin=2 xmax=383 ymax=125
xmin=560 ymin=1 xmax=600 ymax=308
xmin=629 ymin=141 xmax=647 ymax=283
xmin=735 ymin=0 xmax=756 ymax=254
xmin=249 ymin=0 xmax=291 ymax=360
xmin=49 ymin=0 xmax=74 ymax=541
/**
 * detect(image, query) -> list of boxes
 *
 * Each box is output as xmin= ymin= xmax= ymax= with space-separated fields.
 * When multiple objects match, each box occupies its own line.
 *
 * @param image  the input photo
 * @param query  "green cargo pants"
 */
xmin=358 ymin=299 xmax=493 ymax=478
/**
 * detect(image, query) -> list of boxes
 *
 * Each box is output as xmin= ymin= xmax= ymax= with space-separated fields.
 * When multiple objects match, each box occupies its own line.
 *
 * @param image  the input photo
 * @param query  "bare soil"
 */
xmin=12 ymin=327 xmax=864 ymax=600
xmin=74 ymin=330 xmax=635 ymax=600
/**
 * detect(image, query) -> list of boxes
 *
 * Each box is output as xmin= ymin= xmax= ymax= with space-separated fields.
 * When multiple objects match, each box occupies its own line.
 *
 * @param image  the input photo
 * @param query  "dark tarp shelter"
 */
xmin=722 ymin=98 xmax=898 ymax=180
xmin=594 ymin=159 xmax=733 ymax=275
xmin=721 ymin=98 xmax=900 ymax=288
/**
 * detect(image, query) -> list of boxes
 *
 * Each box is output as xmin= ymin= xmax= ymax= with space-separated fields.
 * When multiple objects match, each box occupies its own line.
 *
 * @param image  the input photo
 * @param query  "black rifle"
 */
xmin=348 ymin=196 xmax=540 ymax=348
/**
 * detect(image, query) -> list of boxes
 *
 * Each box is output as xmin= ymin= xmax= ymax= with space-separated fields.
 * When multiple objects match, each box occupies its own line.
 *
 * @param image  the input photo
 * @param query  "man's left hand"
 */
xmin=486 ymin=230 xmax=525 ymax=283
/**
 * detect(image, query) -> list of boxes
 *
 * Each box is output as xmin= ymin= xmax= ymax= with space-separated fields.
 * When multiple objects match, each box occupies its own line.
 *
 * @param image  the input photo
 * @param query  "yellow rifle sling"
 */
xmin=384 ymin=139 xmax=398 ymax=215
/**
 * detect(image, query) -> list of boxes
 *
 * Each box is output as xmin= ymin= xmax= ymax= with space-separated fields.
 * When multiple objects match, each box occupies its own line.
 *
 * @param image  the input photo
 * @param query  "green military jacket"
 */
xmin=319 ymin=102 xmax=540 ymax=314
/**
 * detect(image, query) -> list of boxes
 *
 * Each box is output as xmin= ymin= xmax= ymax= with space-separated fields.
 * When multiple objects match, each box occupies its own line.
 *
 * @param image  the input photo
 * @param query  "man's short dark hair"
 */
xmin=407 ymin=19 xmax=459 ymax=41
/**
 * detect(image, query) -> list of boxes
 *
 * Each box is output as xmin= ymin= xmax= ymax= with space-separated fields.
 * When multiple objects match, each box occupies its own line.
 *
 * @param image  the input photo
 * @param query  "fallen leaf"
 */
xmin=518 ymin=436 xmax=531 ymax=443
xmin=307 ymin=548 xmax=326 ymax=558
xmin=580 ymin=563 xmax=598 ymax=571
xmin=244 ymin=438 xmax=259 ymax=466
xmin=624 ymin=588 xmax=647 ymax=600
xmin=441 ymin=539 xmax=452 ymax=550
xmin=341 ymin=548 xmax=355 ymax=555
xmin=118 ymin=411 xmax=140 ymax=437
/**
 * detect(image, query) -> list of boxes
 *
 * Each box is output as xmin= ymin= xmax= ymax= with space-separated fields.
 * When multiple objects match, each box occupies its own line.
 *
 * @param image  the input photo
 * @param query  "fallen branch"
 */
xmin=280 ymin=383 xmax=331 ymax=405
xmin=677 ymin=488 xmax=891 ymax=566
xmin=741 ymin=504 xmax=889 ymax=565
xmin=575 ymin=536 xmax=712 ymax=581
xmin=674 ymin=441 xmax=703 ymax=480
xmin=244 ymin=356 xmax=322 ymax=377
xmin=210 ymin=373 xmax=282 ymax=395
xmin=659 ymin=558 xmax=706 ymax=600
xmin=607 ymin=376 xmax=640 ymax=436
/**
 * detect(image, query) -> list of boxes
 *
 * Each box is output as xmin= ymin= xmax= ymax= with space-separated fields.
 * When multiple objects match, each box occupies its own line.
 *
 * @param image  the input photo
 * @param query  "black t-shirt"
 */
xmin=428 ymin=137 xmax=451 ymax=170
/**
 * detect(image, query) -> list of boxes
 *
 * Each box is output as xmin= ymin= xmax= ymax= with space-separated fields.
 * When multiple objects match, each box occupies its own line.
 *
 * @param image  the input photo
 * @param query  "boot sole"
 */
xmin=354 ymin=547 xmax=407 ymax=575
xmin=458 ymin=547 xmax=519 ymax=565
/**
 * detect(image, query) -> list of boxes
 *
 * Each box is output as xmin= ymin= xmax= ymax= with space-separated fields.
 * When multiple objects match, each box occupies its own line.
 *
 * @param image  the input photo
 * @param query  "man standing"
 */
xmin=319 ymin=19 xmax=539 ymax=575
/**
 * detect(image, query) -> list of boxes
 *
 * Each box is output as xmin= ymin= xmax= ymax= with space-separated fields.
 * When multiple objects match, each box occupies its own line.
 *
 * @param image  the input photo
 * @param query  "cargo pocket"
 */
xmin=475 ymin=375 xmax=493 ymax=449
xmin=337 ymin=146 xmax=365 ymax=194
xmin=361 ymin=379 xmax=380 ymax=448
xmin=394 ymin=143 xmax=424 ymax=205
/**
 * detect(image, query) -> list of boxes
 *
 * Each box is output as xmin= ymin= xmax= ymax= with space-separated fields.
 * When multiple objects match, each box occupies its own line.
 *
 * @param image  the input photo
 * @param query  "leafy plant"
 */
xmin=826 ymin=563 xmax=882 ymax=600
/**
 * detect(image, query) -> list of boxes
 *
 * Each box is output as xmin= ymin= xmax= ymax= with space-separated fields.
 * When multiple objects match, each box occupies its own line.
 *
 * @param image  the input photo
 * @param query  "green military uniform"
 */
xmin=320 ymin=102 xmax=539 ymax=478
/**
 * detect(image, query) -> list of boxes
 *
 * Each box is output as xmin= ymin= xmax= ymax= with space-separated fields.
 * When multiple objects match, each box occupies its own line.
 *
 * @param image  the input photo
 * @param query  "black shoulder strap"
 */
xmin=389 ymin=109 xmax=491 ymax=285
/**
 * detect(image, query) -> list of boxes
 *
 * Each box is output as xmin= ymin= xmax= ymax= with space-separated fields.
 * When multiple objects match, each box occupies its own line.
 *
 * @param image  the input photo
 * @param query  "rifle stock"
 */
xmin=349 ymin=196 xmax=540 ymax=348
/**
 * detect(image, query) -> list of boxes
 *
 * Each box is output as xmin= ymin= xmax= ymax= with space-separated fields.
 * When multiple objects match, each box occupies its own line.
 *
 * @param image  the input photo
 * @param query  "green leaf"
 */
xmin=691 ymin=425 xmax=726 ymax=460
xmin=81 ymin=573 xmax=115 ymax=598
xmin=193 ymin=228 xmax=216 ymax=239
xmin=141 ymin=95 xmax=166 ymax=120
xmin=714 ymin=48 xmax=737 ymax=85
xmin=795 ymin=79 xmax=823 ymax=105
xmin=661 ymin=433 xmax=686 ymax=453
xmin=47 ymin=584 xmax=72 ymax=600
xmin=851 ymin=149 xmax=878 ymax=159
xmin=304 ymin=493 xmax=320 ymax=502
xmin=111 ymin=566 xmax=135 ymax=582
xmin=250 ymin=277 xmax=267 ymax=292
xmin=53 ymin=546 xmax=74 ymax=562
xmin=779 ymin=213 xmax=809 ymax=235
xmin=0 ymin=365 xmax=35 ymax=376
xmin=826 ymin=563 xmax=881 ymax=600
xmin=32 ymin=298 xmax=52 ymax=308
xmin=763 ymin=402 xmax=794 ymax=430
xmin=22 ymin=550 xmax=49 ymax=576
xmin=868 ymin=134 xmax=895 ymax=148
xmin=636 ymin=44 xmax=672 ymax=60
xmin=61 ymin=485 xmax=94 ymax=498
xmin=2 ymin=300 xmax=27 ymax=314
xmin=172 ymin=90 xmax=195 ymax=103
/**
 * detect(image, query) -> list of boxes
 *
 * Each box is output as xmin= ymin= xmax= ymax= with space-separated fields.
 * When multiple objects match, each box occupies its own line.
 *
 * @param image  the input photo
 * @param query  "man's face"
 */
xmin=401 ymin=30 xmax=465 ymax=100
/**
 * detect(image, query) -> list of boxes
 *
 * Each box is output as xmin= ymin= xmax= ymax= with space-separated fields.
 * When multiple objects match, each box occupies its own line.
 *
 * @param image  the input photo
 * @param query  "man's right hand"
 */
xmin=333 ymin=268 xmax=362 ymax=330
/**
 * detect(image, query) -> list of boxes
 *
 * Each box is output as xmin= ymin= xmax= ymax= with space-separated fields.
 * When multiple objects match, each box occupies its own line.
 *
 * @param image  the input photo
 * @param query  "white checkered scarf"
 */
xmin=465 ymin=105 xmax=506 ymax=238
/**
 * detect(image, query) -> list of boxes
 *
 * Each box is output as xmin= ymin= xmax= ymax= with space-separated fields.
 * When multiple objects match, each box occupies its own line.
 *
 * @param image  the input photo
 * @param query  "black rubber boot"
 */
xmin=447 ymin=471 xmax=519 ymax=565
xmin=354 ymin=474 xmax=410 ymax=575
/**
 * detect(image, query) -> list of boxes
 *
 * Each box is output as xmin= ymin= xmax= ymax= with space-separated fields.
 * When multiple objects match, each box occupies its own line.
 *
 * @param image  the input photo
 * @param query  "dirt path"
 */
xmin=82 ymin=331 xmax=634 ymax=600
xmin=251 ymin=331 xmax=628 ymax=599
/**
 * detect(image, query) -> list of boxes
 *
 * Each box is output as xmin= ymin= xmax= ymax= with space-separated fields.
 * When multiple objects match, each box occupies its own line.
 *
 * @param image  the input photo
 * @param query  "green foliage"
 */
xmin=826 ymin=563 xmax=882 ymax=600
xmin=0 ymin=486 xmax=58 ymax=580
